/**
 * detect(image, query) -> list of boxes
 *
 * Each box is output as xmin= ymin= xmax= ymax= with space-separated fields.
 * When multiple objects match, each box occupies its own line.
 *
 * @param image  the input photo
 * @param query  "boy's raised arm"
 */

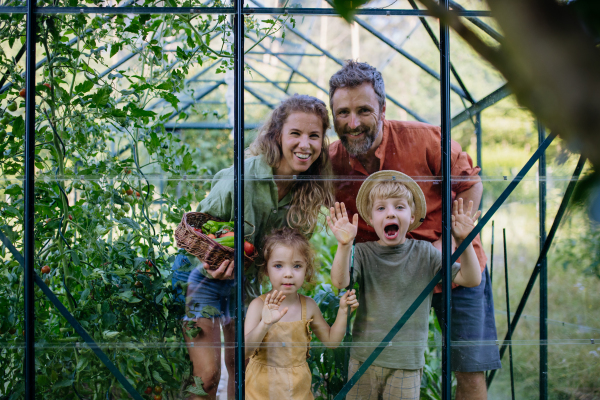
xmin=450 ymin=199 xmax=482 ymax=288
xmin=327 ymin=202 xmax=359 ymax=289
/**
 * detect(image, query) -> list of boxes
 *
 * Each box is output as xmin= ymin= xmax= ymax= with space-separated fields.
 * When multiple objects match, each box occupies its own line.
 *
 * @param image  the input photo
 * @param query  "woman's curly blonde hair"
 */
xmin=247 ymin=94 xmax=335 ymax=234
xmin=258 ymin=227 xmax=317 ymax=285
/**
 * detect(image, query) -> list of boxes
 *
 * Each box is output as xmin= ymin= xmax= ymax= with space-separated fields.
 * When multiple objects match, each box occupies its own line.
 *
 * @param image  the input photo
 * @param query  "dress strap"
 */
xmin=299 ymin=294 xmax=307 ymax=320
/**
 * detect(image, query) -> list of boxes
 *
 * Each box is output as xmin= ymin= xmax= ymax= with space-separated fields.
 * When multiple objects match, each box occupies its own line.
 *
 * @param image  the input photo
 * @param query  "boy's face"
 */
xmin=369 ymin=197 xmax=415 ymax=246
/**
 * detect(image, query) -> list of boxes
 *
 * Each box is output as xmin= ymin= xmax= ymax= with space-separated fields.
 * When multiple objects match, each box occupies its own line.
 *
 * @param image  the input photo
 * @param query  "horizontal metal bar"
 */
xmin=163 ymin=122 xmax=260 ymax=130
xmin=0 ymin=6 xmax=491 ymax=16
xmin=243 ymin=7 xmax=491 ymax=17
xmin=247 ymin=51 xmax=322 ymax=57
xmin=451 ymin=84 xmax=511 ymax=127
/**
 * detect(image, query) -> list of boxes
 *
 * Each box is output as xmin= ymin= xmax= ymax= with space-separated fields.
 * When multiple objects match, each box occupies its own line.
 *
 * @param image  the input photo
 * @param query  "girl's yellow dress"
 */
xmin=245 ymin=294 xmax=314 ymax=400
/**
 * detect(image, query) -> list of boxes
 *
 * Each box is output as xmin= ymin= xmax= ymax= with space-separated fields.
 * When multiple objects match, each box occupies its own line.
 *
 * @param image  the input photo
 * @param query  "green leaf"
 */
xmin=11 ymin=116 xmax=24 ymax=137
xmin=53 ymin=379 xmax=74 ymax=390
xmin=120 ymin=217 xmax=140 ymax=230
xmin=330 ymin=0 xmax=371 ymax=23
xmin=185 ymin=376 xmax=208 ymax=396
xmin=75 ymin=80 xmax=94 ymax=94
xmin=152 ymin=370 xmax=166 ymax=383
xmin=182 ymin=153 xmax=193 ymax=171
xmin=91 ymin=86 xmax=112 ymax=107
xmin=200 ymin=305 xmax=222 ymax=318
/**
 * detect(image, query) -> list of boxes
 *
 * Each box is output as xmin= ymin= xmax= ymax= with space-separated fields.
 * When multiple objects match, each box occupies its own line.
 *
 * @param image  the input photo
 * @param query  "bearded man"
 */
xmin=328 ymin=61 xmax=501 ymax=400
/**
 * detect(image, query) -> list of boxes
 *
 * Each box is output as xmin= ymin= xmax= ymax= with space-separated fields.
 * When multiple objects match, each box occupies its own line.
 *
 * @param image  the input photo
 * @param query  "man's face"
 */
xmin=331 ymin=82 xmax=385 ymax=157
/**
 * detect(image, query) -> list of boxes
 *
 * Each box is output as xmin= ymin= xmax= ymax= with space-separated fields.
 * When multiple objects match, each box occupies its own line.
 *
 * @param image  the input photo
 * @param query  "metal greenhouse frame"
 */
xmin=0 ymin=0 xmax=585 ymax=398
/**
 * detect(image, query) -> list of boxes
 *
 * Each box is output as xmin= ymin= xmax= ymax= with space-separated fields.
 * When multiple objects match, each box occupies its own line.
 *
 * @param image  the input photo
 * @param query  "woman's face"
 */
xmin=276 ymin=112 xmax=324 ymax=176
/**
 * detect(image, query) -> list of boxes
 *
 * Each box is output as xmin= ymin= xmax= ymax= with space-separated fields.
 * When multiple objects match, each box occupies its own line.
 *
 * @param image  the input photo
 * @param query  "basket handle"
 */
xmin=243 ymin=220 xmax=255 ymax=238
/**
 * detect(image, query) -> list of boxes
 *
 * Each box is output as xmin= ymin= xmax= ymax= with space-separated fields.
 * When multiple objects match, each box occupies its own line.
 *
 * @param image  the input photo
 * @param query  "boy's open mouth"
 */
xmin=383 ymin=224 xmax=399 ymax=240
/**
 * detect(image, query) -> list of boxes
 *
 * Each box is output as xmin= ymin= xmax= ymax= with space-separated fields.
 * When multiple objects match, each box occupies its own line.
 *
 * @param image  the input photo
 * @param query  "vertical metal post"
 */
xmin=24 ymin=1 xmax=37 ymax=398
xmin=439 ymin=1 xmax=452 ymax=398
xmin=233 ymin=0 xmax=245 ymax=399
xmin=538 ymin=121 xmax=548 ymax=399
xmin=503 ymin=229 xmax=516 ymax=400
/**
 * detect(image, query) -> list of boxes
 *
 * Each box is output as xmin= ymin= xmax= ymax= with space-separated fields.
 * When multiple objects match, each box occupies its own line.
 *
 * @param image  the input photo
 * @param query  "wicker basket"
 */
xmin=174 ymin=212 xmax=257 ymax=270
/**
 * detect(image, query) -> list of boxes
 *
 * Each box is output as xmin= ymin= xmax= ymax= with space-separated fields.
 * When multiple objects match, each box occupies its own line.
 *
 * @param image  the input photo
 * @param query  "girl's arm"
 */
xmin=327 ymin=203 xmax=359 ymax=289
xmin=244 ymin=291 xmax=288 ymax=359
xmin=307 ymin=290 xmax=358 ymax=349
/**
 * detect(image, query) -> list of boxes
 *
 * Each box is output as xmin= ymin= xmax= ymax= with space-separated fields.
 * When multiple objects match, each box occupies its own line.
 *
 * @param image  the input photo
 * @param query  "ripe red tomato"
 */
xmin=43 ymin=83 xmax=51 ymax=89
xmin=41 ymin=265 xmax=50 ymax=274
xmin=68 ymin=214 xmax=73 ymax=221
xmin=153 ymin=395 xmax=162 ymax=400
xmin=144 ymin=386 xmax=153 ymax=395
xmin=19 ymin=88 xmax=26 ymax=98
xmin=221 ymin=232 xmax=235 ymax=237
xmin=145 ymin=260 xmax=153 ymax=267
xmin=244 ymin=241 xmax=255 ymax=256
xmin=154 ymin=386 xmax=163 ymax=394
xmin=207 ymin=233 xmax=216 ymax=239
xmin=126 ymin=189 xmax=133 ymax=195
xmin=124 ymin=168 xmax=132 ymax=174
xmin=135 ymin=191 xmax=141 ymax=198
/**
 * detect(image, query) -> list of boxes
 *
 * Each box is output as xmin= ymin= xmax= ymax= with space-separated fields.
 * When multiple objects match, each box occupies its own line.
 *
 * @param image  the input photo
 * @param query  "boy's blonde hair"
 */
xmin=259 ymin=227 xmax=316 ymax=285
xmin=366 ymin=181 xmax=416 ymax=218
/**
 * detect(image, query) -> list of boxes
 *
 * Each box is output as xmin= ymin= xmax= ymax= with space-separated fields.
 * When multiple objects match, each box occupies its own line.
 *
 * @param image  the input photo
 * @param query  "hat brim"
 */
xmin=355 ymin=170 xmax=427 ymax=232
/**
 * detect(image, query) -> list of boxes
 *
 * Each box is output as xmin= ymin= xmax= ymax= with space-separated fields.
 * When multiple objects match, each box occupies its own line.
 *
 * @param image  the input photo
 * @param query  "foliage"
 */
xmin=0 ymin=4 xmax=292 ymax=398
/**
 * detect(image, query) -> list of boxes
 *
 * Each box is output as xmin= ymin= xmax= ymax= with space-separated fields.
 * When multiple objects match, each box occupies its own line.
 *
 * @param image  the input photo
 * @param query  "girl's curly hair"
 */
xmin=258 ymin=227 xmax=317 ymax=285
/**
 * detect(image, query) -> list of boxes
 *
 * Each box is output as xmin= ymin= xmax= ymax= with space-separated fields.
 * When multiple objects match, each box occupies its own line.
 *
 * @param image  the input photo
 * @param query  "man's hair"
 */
xmin=259 ymin=227 xmax=316 ymax=285
xmin=366 ymin=181 xmax=415 ymax=218
xmin=329 ymin=60 xmax=386 ymax=113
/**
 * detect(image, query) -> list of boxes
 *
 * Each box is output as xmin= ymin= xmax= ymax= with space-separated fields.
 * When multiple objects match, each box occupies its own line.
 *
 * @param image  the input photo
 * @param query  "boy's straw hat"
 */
xmin=356 ymin=170 xmax=427 ymax=232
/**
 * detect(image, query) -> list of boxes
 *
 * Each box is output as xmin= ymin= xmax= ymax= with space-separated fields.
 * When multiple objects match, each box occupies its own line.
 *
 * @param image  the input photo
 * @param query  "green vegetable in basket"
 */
xmin=202 ymin=220 xmax=234 ymax=235
xmin=213 ymin=236 xmax=235 ymax=248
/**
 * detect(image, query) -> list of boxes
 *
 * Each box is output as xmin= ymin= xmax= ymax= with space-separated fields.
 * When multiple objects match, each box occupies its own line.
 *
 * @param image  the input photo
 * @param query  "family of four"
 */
xmin=173 ymin=61 xmax=501 ymax=400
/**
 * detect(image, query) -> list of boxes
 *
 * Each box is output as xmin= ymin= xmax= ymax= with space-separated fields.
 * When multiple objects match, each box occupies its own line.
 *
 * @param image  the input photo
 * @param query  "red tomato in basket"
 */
xmin=244 ymin=241 xmax=255 ymax=256
xmin=207 ymin=234 xmax=216 ymax=239
xmin=221 ymin=232 xmax=235 ymax=237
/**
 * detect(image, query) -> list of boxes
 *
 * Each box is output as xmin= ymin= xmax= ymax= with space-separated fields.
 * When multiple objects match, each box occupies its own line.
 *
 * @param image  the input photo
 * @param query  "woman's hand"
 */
xmin=338 ymin=289 xmax=359 ymax=314
xmin=262 ymin=290 xmax=288 ymax=326
xmin=203 ymin=260 xmax=235 ymax=280
xmin=327 ymin=202 xmax=359 ymax=246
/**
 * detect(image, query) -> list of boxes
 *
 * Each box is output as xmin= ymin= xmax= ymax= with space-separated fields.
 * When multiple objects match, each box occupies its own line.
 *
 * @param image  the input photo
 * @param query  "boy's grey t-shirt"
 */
xmin=350 ymin=239 xmax=460 ymax=370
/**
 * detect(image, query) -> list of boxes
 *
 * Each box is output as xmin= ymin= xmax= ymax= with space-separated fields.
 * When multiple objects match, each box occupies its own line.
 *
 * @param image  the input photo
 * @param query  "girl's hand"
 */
xmin=327 ymin=202 xmax=359 ymax=246
xmin=339 ymin=289 xmax=359 ymax=313
xmin=262 ymin=290 xmax=288 ymax=326
xmin=451 ymin=198 xmax=481 ymax=242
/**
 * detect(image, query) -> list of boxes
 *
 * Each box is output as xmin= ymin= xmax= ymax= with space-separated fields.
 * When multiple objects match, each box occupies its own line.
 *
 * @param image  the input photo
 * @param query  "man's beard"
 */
xmin=336 ymin=115 xmax=382 ymax=157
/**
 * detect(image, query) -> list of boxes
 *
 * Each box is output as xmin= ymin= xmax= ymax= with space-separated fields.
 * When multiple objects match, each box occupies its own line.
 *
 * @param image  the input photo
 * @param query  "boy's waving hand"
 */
xmin=327 ymin=202 xmax=359 ymax=246
xmin=451 ymin=198 xmax=481 ymax=242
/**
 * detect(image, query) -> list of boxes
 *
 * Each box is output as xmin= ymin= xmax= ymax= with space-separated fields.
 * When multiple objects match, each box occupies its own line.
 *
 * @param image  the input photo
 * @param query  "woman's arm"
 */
xmin=307 ymin=290 xmax=358 ymax=349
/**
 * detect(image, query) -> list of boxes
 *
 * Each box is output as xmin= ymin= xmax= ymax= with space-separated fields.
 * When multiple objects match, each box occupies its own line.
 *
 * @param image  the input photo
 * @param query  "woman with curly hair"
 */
xmin=173 ymin=94 xmax=335 ymax=399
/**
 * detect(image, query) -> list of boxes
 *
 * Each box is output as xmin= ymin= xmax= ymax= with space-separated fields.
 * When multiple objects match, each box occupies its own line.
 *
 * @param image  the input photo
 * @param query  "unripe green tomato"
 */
xmin=55 ymin=69 xmax=66 ymax=79
xmin=7 ymin=102 xmax=17 ymax=112
xmin=103 ymin=191 xmax=112 ymax=199
xmin=45 ymin=231 xmax=53 ymax=238
xmin=120 ymin=188 xmax=126 ymax=195
xmin=1 ymin=115 xmax=10 ymax=124
xmin=124 ymin=195 xmax=134 ymax=204
xmin=122 ymin=203 xmax=131 ymax=212
xmin=117 ymin=209 xmax=126 ymax=217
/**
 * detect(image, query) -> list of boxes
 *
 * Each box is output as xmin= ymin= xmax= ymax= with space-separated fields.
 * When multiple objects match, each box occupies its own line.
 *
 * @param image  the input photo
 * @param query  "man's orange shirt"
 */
xmin=329 ymin=119 xmax=487 ymax=293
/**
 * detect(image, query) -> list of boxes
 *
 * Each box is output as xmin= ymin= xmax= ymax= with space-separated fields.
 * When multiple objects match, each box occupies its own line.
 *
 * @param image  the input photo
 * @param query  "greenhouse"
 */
xmin=0 ymin=0 xmax=599 ymax=399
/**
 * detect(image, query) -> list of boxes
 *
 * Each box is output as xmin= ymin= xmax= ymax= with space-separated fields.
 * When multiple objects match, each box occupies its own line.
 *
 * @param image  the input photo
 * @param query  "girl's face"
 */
xmin=266 ymin=244 xmax=308 ymax=295
xmin=275 ymin=112 xmax=324 ymax=176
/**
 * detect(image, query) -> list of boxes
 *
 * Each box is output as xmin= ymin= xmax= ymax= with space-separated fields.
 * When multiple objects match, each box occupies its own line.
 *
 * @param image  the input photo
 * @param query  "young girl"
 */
xmin=245 ymin=228 xmax=358 ymax=400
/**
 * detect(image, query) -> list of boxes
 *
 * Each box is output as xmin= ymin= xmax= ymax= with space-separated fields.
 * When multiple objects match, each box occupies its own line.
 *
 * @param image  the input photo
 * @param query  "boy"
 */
xmin=327 ymin=170 xmax=482 ymax=400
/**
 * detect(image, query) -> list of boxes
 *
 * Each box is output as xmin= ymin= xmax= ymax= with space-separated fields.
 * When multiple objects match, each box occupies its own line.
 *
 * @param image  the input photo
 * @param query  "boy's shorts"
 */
xmin=431 ymin=268 xmax=502 ymax=372
xmin=347 ymin=358 xmax=421 ymax=400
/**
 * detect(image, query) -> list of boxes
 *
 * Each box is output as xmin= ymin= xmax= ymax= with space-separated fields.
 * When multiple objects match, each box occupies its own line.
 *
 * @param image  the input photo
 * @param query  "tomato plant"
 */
xmin=0 ymin=3 xmax=294 ymax=399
